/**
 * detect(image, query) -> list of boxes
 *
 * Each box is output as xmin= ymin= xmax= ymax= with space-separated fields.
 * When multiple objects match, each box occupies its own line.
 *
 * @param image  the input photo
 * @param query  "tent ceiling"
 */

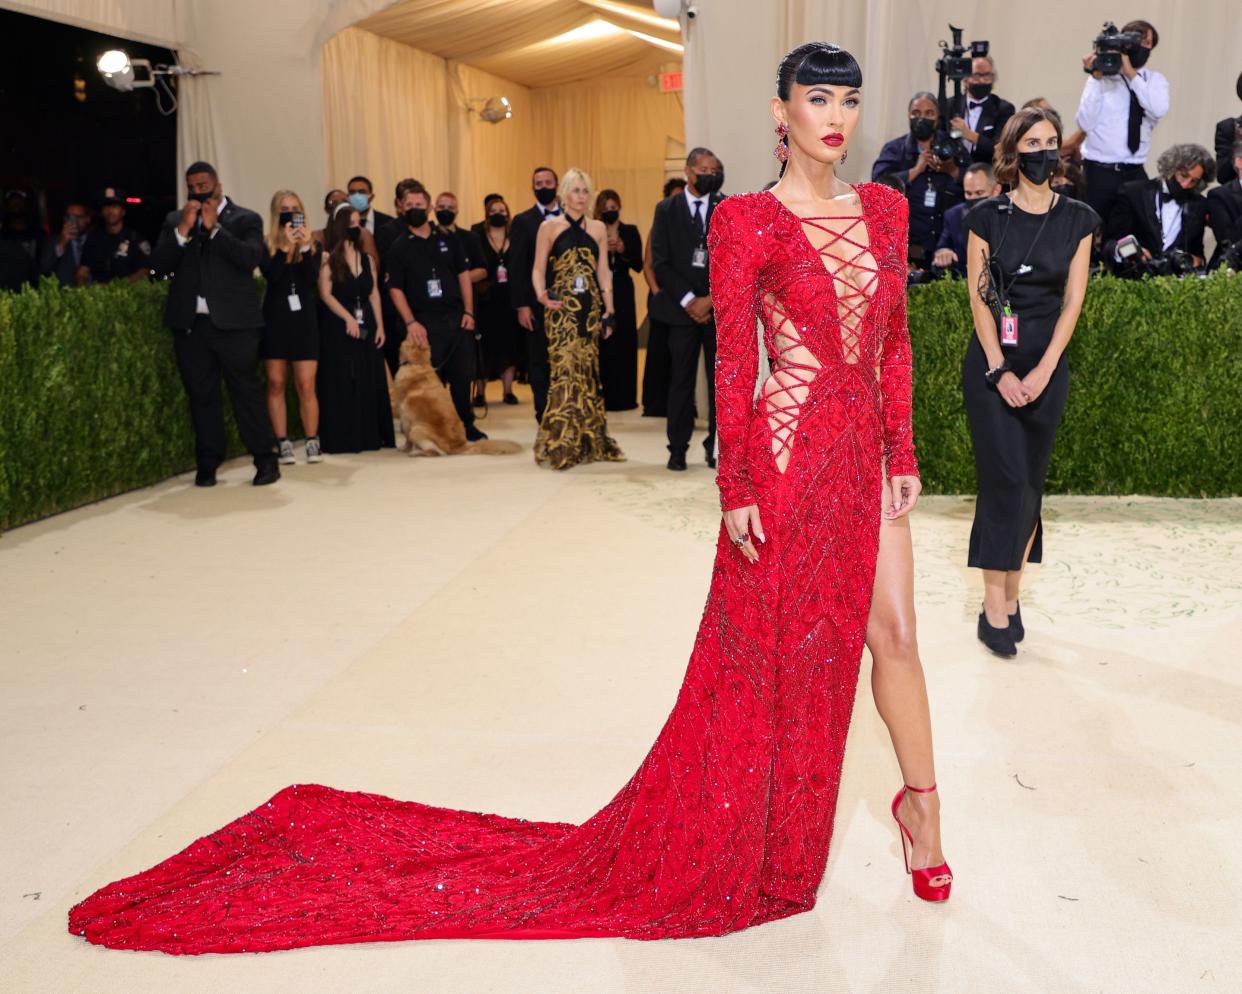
xmin=356 ymin=0 xmax=681 ymax=89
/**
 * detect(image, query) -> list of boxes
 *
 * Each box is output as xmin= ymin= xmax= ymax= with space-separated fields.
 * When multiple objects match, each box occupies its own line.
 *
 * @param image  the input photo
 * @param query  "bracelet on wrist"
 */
xmin=983 ymin=359 xmax=1011 ymax=387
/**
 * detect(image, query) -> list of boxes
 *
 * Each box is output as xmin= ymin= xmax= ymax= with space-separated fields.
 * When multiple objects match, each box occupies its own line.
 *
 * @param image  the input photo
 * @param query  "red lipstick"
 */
xmin=822 ymin=133 xmax=844 ymax=147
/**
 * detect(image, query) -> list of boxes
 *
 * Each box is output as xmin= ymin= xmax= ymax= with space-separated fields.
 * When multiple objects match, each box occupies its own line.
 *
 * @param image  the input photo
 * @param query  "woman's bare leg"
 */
xmin=866 ymin=503 xmax=946 ymax=874
xmin=1003 ymin=524 xmax=1039 ymax=612
xmin=292 ymin=360 xmax=319 ymax=437
xmin=265 ymin=360 xmax=288 ymax=439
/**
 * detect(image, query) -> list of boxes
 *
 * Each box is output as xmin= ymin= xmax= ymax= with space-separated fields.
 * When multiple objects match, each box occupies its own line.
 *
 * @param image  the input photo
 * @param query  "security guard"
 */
xmin=81 ymin=187 xmax=151 ymax=283
xmin=386 ymin=191 xmax=485 ymax=440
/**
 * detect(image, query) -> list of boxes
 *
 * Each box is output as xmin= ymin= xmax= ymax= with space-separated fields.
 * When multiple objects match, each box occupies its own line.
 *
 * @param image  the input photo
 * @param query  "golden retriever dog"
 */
xmin=389 ymin=336 xmax=521 ymax=456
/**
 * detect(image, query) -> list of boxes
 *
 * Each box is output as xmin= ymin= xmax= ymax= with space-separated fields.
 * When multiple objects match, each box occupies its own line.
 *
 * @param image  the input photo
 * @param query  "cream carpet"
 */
xmin=2 ymin=382 xmax=1239 ymax=994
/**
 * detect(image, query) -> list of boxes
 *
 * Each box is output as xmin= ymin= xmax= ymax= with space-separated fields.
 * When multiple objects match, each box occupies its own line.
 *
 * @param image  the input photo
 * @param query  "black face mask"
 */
xmin=601 ymin=209 xmax=620 ymax=224
xmin=487 ymin=213 xmax=508 ymax=228
xmin=188 ymin=190 xmax=212 ymax=204
xmin=435 ymin=209 xmax=456 ymax=227
xmin=404 ymin=207 xmax=428 ymax=228
xmin=909 ymin=117 xmax=936 ymax=141
xmin=1018 ymin=149 xmax=1060 ymax=186
xmin=1127 ymin=46 xmax=1151 ymax=69
xmin=968 ymin=82 xmax=992 ymax=101
xmin=534 ymin=187 xmax=558 ymax=206
xmin=1168 ymin=179 xmax=1196 ymax=202
xmin=694 ymin=172 xmax=723 ymax=195
xmin=345 ymin=225 xmax=362 ymax=243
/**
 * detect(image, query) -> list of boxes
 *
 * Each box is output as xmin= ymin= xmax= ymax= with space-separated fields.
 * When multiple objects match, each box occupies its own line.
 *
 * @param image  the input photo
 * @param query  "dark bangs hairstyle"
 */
xmin=993 ymin=106 xmax=1065 ymax=187
xmin=775 ymin=43 xmax=864 ymax=175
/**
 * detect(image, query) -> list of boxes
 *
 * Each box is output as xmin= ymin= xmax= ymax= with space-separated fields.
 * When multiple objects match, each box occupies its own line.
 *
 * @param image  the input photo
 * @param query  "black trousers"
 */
xmin=381 ymin=304 xmax=405 ymax=376
xmin=666 ymin=320 xmax=716 ymax=455
xmin=1083 ymin=161 xmax=1147 ymax=231
xmin=425 ymin=310 xmax=477 ymax=430
xmin=641 ymin=313 xmax=670 ymax=417
xmin=173 ymin=317 xmax=275 ymax=472
xmin=526 ymin=304 xmax=550 ymax=423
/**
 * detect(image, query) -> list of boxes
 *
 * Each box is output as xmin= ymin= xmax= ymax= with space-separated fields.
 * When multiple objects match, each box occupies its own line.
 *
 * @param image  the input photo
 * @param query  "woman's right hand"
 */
xmin=345 ymin=316 xmax=361 ymax=339
xmin=997 ymin=371 xmax=1030 ymax=407
xmin=724 ymin=504 xmax=765 ymax=564
xmin=539 ymin=292 xmax=563 ymax=311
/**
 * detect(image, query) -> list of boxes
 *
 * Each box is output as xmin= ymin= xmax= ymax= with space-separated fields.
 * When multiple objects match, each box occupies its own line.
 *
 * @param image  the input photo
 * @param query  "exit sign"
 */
xmin=659 ymin=71 xmax=683 ymax=93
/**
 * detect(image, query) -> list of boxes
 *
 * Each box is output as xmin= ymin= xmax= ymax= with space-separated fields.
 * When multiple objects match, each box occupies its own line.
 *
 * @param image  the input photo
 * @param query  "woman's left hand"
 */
xmin=1021 ymin=363 xmax=1052 ymax=403
xmin=884 ymin=475 xmax=922 ymax=519
xmin=375 ymin=326 xmax=386 ymax=348
xmin=601 ymin=308 xmax=615 ymax=339
xmin=461 ymin=313 xmax=475 ymax=331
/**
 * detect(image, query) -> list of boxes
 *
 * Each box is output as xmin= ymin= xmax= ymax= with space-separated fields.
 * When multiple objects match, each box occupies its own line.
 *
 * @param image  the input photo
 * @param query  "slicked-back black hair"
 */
xmin=776 ymin=42 xmax=862 ymax=101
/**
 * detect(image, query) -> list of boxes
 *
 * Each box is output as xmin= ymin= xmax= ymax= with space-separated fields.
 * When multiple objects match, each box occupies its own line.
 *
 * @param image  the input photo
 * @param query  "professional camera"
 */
xmin=934 ymin=24 xmax=988 ymax=164
xmin=1087 ymin=21 xmax=1145 ymax=77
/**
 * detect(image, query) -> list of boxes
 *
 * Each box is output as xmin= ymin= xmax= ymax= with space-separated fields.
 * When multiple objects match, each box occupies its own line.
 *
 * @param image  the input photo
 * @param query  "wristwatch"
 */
xmin=983 ymin=360 xmax=1011 ymax=387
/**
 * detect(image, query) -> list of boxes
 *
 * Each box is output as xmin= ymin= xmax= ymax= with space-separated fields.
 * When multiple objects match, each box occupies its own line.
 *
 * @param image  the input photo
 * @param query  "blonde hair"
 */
xmin=558 ymin=167 xmax=593 ymax=204
xmin=267 ymin=189 xmax=307 ymax=260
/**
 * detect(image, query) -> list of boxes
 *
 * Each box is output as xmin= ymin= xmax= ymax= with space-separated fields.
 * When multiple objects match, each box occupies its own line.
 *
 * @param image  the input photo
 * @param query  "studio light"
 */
xmin=478 ymin=96 xmax=512 ymax=123
xmin=95 ymin=49 xmax=221 ymax=114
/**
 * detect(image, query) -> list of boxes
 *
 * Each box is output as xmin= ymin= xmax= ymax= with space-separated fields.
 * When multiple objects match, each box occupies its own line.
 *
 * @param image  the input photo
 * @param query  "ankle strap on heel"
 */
xmin=904 ymin=783 xmax=937 ymax=793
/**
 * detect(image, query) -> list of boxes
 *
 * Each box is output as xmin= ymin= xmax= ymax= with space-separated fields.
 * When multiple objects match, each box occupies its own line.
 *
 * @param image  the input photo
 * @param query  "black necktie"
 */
xmin=1126 ymin=81 xmax=1143 ymax=155
xmin=692 ymin=199 xmax=704 ymax=236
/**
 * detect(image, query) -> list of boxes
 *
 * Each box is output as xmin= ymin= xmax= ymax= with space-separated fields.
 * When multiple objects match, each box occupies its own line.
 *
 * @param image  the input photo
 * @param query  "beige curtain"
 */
xmin=321 ymin=27 xmax=452 ymax=212
xmin=321 ymin=26 xmax=684 ymax=322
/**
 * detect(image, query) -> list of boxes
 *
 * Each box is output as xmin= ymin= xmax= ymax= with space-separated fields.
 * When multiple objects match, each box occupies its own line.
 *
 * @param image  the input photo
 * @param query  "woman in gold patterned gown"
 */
xmin=531 ymin=168 xmax=626 ymax=469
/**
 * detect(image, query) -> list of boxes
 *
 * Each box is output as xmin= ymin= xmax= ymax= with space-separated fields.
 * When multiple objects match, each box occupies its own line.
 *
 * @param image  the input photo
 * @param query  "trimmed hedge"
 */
xmin=1 ymin=272 xmax=1239 ymax=529
xmin=0 ymin=278 xmax=301 ymax=530
xmin=909 ymin=270 xmax=1242 ymax=497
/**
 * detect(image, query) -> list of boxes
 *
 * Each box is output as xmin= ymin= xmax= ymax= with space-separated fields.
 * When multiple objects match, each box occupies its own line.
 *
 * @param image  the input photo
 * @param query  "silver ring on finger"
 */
xmin=732 ymin=534 xmax=748 ymax=547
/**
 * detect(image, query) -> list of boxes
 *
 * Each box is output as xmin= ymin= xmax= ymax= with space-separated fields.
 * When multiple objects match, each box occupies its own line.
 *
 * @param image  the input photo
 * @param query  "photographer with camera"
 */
xmin=1207 ymin=139 xmax=1242 ymax=270
xmin=1213 ymin=71 xmax=1242 ymax=184
xmin=40 ymin=201 xmax=93 ymax=287
xmin=1103 ymin=143 xmax=1214 ymax=277
xmin=872 ymin=92 xmax=965 ymax=272
xmin=1075 ymin=19 xmax=1169 ymax=224
xmin=933 ymin=163 xmax=1001 ymax=277
xmin=948 ymin=55 xmax=1015 ymax=167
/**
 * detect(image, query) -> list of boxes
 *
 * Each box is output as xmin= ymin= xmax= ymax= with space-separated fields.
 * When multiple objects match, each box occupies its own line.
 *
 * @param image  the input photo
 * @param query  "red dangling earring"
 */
xmin=773 ymin=122 xmax=789 ymax=163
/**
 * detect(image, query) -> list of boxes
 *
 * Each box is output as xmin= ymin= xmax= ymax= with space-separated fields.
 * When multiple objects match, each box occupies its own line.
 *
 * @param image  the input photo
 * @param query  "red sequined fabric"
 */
xmin=68 ymin=183 xmax=917 ymax=954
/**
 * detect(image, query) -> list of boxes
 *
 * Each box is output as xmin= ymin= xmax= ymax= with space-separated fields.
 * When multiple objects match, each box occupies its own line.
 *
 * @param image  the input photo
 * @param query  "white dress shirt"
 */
xmin=1156 ymin=180 xmax=1182 ymax=251
xmin=1076 ymin=68 xmax=1169 ymax=165
xmin=963 ymin=99 xmax=986 ymax=151
xmin=680 ymin=188 xmax=710 ymax=309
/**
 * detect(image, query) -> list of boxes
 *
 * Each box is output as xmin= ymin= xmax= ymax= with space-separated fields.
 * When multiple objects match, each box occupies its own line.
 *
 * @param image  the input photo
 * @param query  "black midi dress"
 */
xmin=961 ymin=193 xmax=1100 ymax=570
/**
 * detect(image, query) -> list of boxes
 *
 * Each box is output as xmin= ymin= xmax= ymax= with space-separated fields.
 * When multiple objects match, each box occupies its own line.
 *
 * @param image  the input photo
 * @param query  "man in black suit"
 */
xmin=151 ymin=160 xmax=277 ymax=487
xmin=948 ymin=55 xmax=1015 ymax=167
xmin=1212 ymin=72 xmax=1241 ymax=184
xmin=508 ymin=166 xmax=562 ymax=422
xmin=933 ymin=163 xmax=1000 ymax=277
xmin=346 ymin=175 xmax=394 ymax=236
xmin=1207 ymin=139 xmax=1242 ymax=269
xmin=649 ymin=148 xmax=725 ymax=471
xmin=1102 ymin=144 xmax=1214 ymax=276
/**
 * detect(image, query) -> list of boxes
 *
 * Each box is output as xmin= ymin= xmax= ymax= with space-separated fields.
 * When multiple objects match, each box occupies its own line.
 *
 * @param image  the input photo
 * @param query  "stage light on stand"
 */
xmin=95 ymin=49 xmax=220 ymax=114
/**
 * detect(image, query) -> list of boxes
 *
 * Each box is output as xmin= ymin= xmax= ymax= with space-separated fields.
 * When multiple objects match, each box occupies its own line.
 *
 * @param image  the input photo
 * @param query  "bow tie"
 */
xmin=968 ymin=101 xmax=985 ymax=109
xmin=1158 ymin=189 xmax=1177 ymax=204
xmin=543 ymin=207 xmax=561 ymax=216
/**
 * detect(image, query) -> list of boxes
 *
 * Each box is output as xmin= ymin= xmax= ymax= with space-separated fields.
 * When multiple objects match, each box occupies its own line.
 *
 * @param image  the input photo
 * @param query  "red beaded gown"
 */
xmin=69 ymin=183 xmax=918 ymax=954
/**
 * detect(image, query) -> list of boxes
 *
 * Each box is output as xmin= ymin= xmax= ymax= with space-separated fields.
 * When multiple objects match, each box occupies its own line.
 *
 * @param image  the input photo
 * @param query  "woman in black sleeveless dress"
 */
xmin=963 ymin=107 xmax=1099 ymax=656
xmin=316 ymin=205 xmax=394 ymax=454
xmin=594 ymin=189 xmax=642 ymax=411
xmin=472 ymin=195 xmax=523 ymax=404
xmin=530 ymin=168 xmax=625 ymax=470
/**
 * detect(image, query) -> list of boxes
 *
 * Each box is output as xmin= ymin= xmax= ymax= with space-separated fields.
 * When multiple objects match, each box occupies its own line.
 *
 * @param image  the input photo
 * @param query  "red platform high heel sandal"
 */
xmin=890 ymin=783 xmax=953 ymax=902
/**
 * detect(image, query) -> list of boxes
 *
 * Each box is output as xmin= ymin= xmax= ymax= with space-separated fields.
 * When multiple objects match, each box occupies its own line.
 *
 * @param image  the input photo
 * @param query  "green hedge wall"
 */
xmin=1 ymin=272 xmax=1239 ymax=530
xmin=0 ymin=278 xmax=301 ymax=531
xmin=909 ymin=270 xmax=1242 ymax=497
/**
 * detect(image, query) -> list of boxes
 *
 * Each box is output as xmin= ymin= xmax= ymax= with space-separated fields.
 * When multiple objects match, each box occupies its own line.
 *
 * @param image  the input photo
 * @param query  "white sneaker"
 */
xmin=305 ymin=436 xmax=323 ymax=463
xmin=277 ymin=438 xmax=296 ymax=465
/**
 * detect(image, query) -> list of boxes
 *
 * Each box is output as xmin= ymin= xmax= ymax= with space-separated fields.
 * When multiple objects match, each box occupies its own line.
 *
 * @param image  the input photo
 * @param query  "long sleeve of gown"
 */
xmin=880 ymin=196 xmax=919 ymax=479
xmin=707 ymin=197 xmax=761 ymax=511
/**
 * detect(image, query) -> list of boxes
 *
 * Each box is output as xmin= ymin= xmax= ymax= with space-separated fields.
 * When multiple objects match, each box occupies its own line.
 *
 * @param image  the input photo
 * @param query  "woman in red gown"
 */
xmin=69 ymin=43 xmax=951 ymax=955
